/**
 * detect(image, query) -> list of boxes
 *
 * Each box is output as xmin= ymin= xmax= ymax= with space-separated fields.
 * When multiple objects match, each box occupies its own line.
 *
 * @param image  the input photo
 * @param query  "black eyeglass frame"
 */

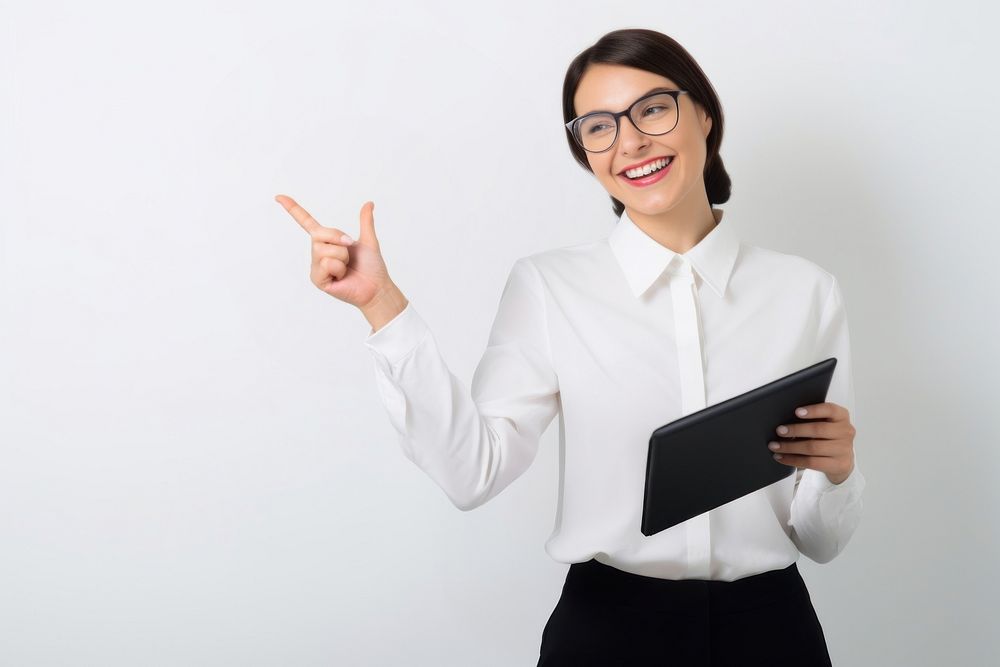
xmin=565 ymin=89 xmax=690 ymax=154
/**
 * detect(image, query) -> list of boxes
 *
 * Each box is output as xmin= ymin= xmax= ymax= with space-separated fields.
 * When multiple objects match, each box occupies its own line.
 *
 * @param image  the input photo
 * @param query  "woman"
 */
xmin=276 ymin=27 xmax=865 ymax=667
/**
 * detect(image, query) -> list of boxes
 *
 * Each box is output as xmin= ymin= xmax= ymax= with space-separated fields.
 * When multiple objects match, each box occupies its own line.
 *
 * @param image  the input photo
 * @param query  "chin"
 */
xmin=626 ymin=195 xmax=677 ymax=216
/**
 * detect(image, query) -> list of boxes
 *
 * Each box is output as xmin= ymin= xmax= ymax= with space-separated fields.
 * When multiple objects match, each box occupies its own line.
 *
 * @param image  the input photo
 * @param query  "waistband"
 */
xmin=562 ymin=559 xmax=807 ymax=615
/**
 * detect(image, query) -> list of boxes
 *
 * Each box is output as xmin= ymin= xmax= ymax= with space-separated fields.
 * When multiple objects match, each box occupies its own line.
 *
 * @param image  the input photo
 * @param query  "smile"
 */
xmin=619 ymin=157 xmax=673 ymax=187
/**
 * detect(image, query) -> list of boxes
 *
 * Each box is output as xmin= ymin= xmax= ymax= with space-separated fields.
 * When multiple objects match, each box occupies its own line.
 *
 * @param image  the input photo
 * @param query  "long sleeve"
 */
xmin=788 ymin=275 xmax=867 ymax=564
xmin=363 ymin=257 xmax=560 ymax=511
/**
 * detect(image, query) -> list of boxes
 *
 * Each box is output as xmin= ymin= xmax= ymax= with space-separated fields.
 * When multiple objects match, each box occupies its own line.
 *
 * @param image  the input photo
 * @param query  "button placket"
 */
xmin=669 ymin=256 xmax=712 ymax=579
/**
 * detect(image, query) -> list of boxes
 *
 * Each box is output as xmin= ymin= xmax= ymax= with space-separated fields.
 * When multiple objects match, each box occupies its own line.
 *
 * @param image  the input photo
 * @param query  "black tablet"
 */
xmin=640 ymin=357 xmax=837 ymax=537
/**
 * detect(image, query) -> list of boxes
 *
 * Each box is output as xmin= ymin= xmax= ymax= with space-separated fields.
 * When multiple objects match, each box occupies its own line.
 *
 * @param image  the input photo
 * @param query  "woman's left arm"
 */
xmin=780 ymin=275 xmax=868 ymax=564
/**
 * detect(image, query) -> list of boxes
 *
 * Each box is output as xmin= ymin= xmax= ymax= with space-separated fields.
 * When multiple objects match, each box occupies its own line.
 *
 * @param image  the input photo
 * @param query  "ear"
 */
xmin=700 ymin=108 xmax=713 ymax=138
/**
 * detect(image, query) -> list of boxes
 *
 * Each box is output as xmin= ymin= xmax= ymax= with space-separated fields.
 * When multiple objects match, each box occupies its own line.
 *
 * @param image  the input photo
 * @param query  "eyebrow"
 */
xmin=579 ymin=87 xmax=675 ymax=117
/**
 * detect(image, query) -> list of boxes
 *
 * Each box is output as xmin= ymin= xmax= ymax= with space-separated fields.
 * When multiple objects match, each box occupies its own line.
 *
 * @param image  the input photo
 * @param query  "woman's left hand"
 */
xmin=768 ymin=402 xmax=856 ymax=485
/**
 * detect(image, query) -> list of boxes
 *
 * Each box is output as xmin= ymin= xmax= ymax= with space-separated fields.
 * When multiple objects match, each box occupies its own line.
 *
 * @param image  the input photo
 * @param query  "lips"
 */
xmin=619 ymin=157 xmax=673 ymax=187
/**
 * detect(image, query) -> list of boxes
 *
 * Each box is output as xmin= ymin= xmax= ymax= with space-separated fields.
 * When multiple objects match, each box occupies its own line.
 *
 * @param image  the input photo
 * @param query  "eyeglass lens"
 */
xmin=576 ymin=93 xmax=680 ymax=152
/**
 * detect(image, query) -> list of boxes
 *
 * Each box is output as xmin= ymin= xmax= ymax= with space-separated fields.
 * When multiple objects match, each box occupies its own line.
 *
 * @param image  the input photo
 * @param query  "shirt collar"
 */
xmin=607 ymin=207 xmax=740 ymax=299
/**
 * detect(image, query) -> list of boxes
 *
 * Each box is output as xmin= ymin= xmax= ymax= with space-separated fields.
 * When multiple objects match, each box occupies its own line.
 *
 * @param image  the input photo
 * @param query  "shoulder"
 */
xmin=739 ymin=242 xmax=839 ymax=298
xmin=516 ymin=240 xmax=610 ymax=280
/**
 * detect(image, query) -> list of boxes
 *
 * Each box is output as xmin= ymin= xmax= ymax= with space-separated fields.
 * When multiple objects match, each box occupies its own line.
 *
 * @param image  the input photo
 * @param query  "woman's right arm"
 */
xmin=276 ymin=195 xmax=560 ymax=511
xmin=363 ymin=258 xmax=560 ymax=511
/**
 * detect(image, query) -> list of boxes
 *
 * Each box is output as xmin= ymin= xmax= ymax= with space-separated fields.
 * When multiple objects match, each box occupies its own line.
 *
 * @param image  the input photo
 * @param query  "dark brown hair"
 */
xmin=562 ymin=28 xmax=732 ymax=219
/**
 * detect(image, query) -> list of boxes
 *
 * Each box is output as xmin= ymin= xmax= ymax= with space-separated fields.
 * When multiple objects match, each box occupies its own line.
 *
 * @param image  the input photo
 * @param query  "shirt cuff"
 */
xmin=363 ymin=302 xmax=429 ymax=367
xmin=806 ymin=464 xmax=866 ymax=495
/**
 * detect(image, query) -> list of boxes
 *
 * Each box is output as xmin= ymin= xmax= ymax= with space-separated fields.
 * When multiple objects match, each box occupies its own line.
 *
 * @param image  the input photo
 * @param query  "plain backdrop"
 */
xmin=2 ymin=0 xmax=997 ymax=665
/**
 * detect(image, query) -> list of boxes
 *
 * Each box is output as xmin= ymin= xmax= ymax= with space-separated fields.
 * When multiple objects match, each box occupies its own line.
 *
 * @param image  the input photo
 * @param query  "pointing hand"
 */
xmin=275 ymin=195 xmax=391 ymax=308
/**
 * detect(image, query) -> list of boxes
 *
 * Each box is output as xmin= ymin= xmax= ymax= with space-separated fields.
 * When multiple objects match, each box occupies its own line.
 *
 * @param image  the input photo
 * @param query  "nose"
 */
xmin=617 ymin=114 xmax=650 ymax=155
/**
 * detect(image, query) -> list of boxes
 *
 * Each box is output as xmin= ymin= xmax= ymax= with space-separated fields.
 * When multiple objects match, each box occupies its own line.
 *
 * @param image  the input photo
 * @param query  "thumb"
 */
xmin=357 ymin=200 xmax=379 ymax=249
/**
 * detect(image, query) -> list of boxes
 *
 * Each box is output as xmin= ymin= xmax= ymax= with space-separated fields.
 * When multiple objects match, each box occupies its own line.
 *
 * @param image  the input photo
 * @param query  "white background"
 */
xmin=2 ymin=0 xmax=997 ymax=664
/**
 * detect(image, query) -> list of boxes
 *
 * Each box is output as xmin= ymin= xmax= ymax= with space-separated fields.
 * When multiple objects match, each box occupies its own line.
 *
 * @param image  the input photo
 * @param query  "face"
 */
xmin=572 ymin=64 xmax=713 ymax=218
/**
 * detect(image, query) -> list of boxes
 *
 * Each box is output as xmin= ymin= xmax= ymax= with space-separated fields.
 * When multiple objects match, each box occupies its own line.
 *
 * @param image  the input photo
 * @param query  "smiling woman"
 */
xmin=286 ymin=24 xmax=861 ymax=667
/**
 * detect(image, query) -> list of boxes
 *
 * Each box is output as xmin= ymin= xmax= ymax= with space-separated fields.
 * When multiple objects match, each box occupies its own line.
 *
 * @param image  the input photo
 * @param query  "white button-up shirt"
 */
xmin=364 ymin=207 xmax=866 ymax=581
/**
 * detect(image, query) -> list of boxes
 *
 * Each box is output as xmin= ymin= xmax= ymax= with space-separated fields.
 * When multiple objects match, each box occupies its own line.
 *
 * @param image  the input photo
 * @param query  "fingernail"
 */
xmin=768 ymin=442 xmax=780 ymax=450
xmin=777 ymin=425 xmax=788 ymax=434
xmin=340 ymin=234 xmax=355 ymax=245
xmin=796 ymin=408 xmax=807 ymax=417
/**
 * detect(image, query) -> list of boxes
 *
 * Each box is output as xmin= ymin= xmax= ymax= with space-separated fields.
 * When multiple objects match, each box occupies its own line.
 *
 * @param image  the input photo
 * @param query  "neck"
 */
xmin=625 ymin=190 xmax=720 ymax=254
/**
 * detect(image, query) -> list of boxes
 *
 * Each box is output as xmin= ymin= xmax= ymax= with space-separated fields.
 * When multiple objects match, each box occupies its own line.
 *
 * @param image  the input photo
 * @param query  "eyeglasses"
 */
xmin=565 ymin=89 xmax=689 ymax=153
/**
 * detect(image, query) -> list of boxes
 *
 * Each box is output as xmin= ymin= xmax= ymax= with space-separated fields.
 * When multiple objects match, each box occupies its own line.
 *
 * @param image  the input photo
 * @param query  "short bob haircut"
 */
xmin=562 ymin=28 xmax=732 ymax=219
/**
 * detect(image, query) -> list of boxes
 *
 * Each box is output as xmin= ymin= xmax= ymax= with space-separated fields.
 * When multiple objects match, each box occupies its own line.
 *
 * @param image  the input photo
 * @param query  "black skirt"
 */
xmin=537 ymin=558 xmax=832 ymax=666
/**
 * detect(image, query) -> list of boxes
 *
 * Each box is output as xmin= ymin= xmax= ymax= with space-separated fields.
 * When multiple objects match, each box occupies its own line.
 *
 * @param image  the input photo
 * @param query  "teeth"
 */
xmin=625 ymin=157 xmax=672 ymax=179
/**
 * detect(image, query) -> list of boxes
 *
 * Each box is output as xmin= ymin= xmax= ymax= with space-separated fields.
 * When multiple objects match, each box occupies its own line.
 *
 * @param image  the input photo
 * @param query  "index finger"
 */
xmin=274 ymin=194 xmax=323 ymax=234
xmin=794 ymin=402 xmax=848 ymax=421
